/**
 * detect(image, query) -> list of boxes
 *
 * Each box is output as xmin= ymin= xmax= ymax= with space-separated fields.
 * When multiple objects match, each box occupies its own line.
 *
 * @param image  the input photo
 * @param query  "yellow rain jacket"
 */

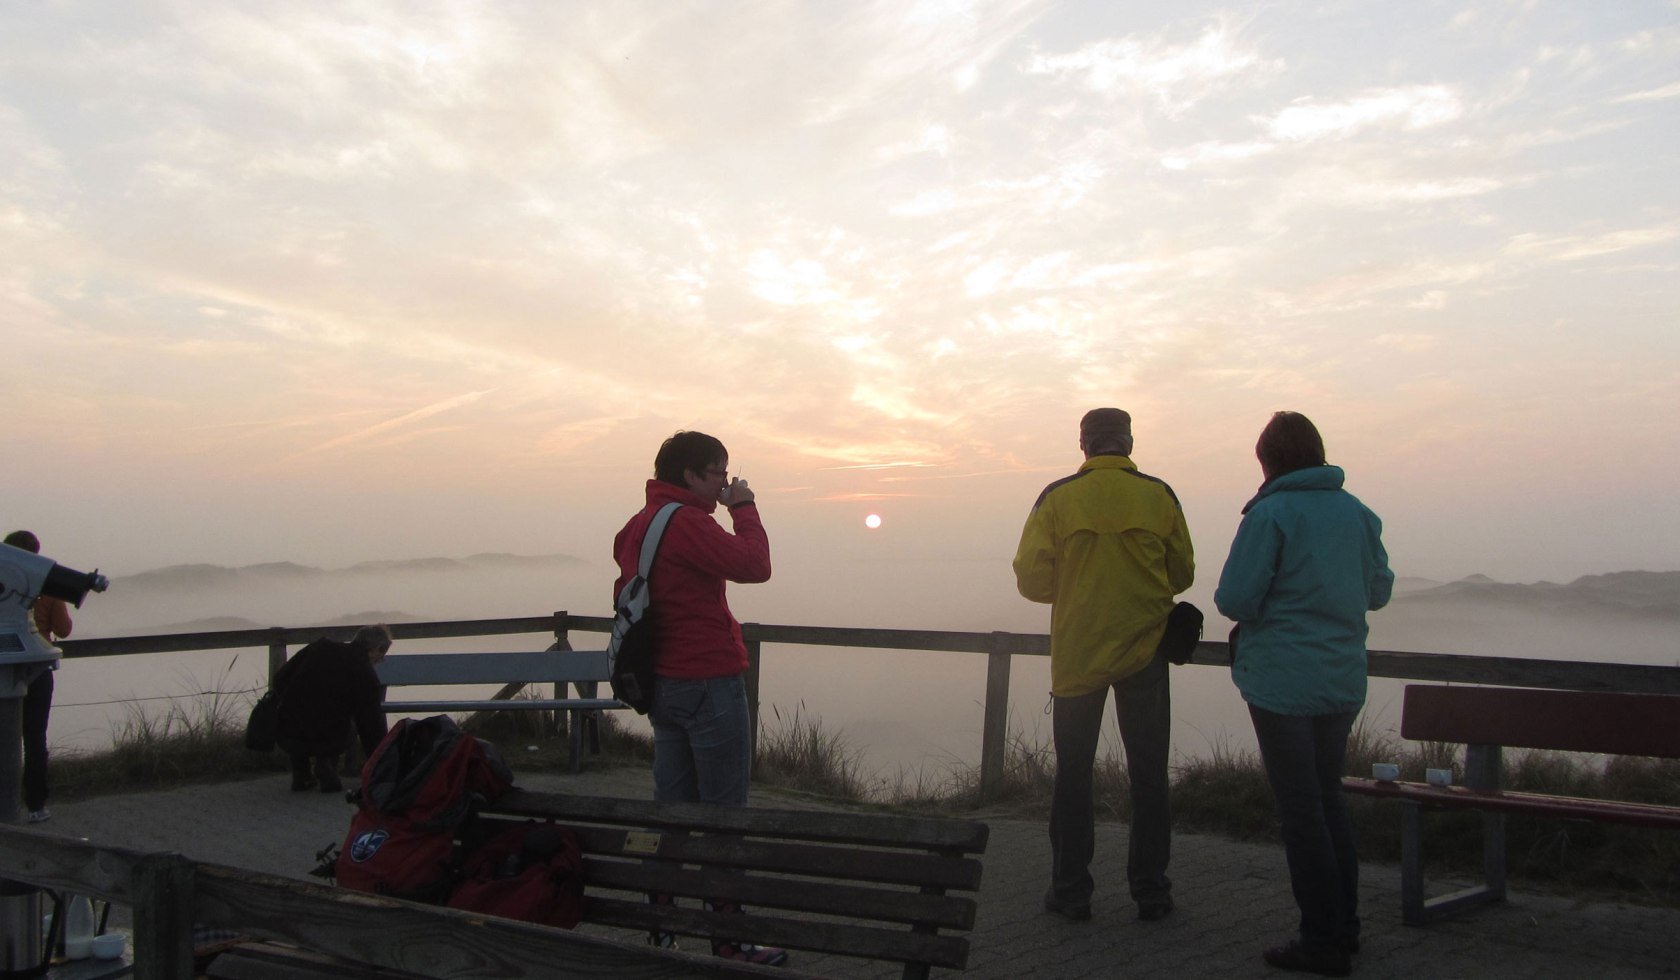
xmin=1013 ymin=454 xmax=1194 ymax=697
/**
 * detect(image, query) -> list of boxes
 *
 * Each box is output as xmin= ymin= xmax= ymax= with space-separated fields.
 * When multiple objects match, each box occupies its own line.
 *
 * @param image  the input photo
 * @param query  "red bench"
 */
xmin=1342 ymin=684 xmax=1680 ymax=924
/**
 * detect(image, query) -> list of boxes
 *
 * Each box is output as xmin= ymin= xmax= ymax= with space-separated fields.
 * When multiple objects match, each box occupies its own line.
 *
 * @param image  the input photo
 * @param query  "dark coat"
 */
xmin=273 ymin=638 xmax=388 ymax=757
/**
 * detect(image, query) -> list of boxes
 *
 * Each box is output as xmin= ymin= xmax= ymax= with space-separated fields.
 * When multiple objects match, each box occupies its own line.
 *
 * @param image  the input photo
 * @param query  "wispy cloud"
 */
xmin=285 ymin=390 xmax=496 ymax=461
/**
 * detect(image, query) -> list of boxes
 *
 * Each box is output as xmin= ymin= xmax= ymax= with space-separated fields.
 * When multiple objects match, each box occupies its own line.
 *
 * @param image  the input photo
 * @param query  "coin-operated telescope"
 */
xmin=0 ymin=542 xmax=108 ymax=682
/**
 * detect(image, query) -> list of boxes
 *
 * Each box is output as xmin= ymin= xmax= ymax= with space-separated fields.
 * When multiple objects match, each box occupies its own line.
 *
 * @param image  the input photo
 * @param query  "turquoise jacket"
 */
xmin=1214 ymin=465 xmax=1393 ymax=716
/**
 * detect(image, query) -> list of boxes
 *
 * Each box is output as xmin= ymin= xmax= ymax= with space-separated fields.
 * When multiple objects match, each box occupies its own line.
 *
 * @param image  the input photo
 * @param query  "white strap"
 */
xmin=638 ymin=502 xmax=683 ymax=579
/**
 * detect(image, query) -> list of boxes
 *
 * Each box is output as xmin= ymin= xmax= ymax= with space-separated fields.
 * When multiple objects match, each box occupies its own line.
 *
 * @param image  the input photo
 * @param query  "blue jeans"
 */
xmin=1249 ymin=704 xmax=1360 ymax=952
xmin=649 ymin=674 xmax=752 ymax=806
xmin=1048 ymin=652 xmax=1172 ymax=906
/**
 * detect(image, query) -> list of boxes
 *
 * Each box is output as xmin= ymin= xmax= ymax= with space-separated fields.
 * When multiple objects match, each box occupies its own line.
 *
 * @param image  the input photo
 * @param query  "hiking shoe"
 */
xmin=1137 ymin=896 xmax=1174 ymax=922
xmin=25 ymin=809 xmax=50 ymax=823
xmin=1042 ymin=889 xmax=1092 ymax=922
xmin=713 ymin=942 xmax=788 ymax=966
xmin=1262 ymin=940 xmax=1352 ymax=977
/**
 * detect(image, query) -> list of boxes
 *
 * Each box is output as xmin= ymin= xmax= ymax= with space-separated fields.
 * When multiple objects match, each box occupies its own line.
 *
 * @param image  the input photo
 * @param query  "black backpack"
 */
xmin=607 ymin=502 xmax=681 ymax=713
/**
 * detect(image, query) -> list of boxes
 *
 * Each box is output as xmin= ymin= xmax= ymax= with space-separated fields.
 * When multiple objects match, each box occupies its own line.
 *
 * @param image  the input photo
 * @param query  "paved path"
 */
xmin=20 ymin=767 xmax=1679 ymax=978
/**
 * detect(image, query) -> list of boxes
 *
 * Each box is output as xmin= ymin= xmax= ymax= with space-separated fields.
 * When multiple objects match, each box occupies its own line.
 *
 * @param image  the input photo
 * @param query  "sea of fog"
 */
xmin=45 ymin=556 xmax=1680 ymax=780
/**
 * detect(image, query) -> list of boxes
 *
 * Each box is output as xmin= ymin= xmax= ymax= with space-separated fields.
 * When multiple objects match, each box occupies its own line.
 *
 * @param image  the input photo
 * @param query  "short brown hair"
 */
xmin=1256 ymin=411 xmax=1326 ymax=482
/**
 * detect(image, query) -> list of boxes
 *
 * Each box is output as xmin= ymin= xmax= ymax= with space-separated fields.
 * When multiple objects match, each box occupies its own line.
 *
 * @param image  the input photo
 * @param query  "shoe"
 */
xmin=314 ymin=759 xmax=344 ymax=793
xmin=1262 ymin=940 xmax=1351 ymax=977
xmin=1137 ymin=896 xmax=1174 ymax=922
xmin=25 ymin=809 xmax=50 ymax=823
xmin=1042 ymin=889 xmax=1092 ymax=922
xmin=712 ymin=942 xmax=788 ymax=966
xmin=290 ymin=777 xmax=317 ymax=792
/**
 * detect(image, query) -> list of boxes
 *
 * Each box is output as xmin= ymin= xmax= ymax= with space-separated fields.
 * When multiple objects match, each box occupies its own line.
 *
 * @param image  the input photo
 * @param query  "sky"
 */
xmin=3 ymin=1 xmax=1678 ymax=591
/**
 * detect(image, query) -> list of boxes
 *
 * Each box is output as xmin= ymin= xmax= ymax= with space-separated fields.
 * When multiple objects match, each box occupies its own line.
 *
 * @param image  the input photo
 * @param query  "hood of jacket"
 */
xmin=1242 ymin=465 xmax=1346 ymax=514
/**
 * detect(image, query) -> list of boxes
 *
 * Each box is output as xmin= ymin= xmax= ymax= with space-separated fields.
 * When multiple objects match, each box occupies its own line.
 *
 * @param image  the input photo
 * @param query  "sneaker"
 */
xmin=712 ymin=942 xmax=788 ymax=966
xmin=1262 ymin=940 xmax=1352 ymax=977
xmin=1137 ymin=895 xmax=1174 ymax=922
xmin=1042 ymin=889 xmax=1092 ymax=922
xmin=25 ymin=809 xmax=50 ymax=823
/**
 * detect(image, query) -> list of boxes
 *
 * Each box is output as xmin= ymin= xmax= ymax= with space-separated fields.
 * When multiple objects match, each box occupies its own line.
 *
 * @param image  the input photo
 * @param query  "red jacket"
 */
xmin=613 ymin=480 xmax=771 ymax=679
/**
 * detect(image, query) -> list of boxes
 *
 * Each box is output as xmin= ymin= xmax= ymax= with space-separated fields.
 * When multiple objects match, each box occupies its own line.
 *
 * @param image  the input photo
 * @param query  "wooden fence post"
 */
xmin=980 ymin=632 xmax=1012 ymax=803
xmin=266 ymin=627 xmax=287 ymax=687
xmin=132 ymin=852 xmax=195 ymax=980
xmin=744 ymin=625 xmax=762 ymax=759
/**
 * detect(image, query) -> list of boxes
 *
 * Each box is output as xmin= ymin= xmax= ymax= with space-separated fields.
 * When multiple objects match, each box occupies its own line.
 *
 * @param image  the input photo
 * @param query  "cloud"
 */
xmin=286 ymin=389 xmax=496 ymax=460
xmin=1503 ymin=227 xmax=1680 ymax=262
xmin=1024 ymin=20 xmax=1277 ymax=113
xmin=1611 ymin=79 xmax=1680 ymax=103
xmin=1264 ymin=85 xmax=1464 ymax=142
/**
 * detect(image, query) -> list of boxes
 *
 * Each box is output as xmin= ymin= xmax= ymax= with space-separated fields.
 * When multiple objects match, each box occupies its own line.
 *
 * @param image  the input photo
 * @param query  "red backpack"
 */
xmin=447 ymin=821 xmax=585 ymax=929
xmin=335 ymin=715 xmax=514 ymax=902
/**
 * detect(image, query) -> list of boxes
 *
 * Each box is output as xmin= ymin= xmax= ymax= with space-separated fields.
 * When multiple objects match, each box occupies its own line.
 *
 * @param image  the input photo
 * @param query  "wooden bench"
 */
xmin=1342 ymin=684 xmax=1680 ymax=925
xmin=376 ymin=649 xmax=626 ymax=772
xmin=468 ymin=788 xmax=990 ymax=979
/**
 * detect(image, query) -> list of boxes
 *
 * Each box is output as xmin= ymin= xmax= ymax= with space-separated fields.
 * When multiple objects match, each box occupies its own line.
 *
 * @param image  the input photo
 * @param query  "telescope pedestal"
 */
xmin=0 ymin=663 xmax=46 ymax=825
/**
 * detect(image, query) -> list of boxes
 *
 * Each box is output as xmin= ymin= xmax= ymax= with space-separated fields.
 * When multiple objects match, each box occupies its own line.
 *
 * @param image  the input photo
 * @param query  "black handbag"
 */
xmin=244 ymin=690 xmax=281 ymax=752
xmin=1156 ymin=601 xmax=1204 ymax=665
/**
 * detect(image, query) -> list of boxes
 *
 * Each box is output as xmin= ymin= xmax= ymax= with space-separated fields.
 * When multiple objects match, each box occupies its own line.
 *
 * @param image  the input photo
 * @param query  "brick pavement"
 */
xmin=21 ymin=767 xmax=1680 ymax=978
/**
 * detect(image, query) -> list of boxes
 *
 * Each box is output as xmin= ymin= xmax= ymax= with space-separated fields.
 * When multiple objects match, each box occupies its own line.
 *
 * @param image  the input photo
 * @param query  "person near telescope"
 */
xmin=4 ymin=530 xmax=69 ymax=824
xmin=271 ymin=624 xmax=392 ymax=793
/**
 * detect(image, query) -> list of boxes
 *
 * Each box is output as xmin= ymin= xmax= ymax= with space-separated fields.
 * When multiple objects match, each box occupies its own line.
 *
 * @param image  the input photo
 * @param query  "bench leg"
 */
xmin=1399 ymin=799 xmax=1507 ymax=925
xmin=1400 ymin=801 xmax=1426 ymax=925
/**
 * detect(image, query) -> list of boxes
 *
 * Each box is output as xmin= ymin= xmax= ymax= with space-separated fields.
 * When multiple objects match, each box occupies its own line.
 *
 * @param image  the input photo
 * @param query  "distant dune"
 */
xmin=117 ymin=552 xmax=587 ymax=592
xmin=1392 ymin=570 xmax=1680 ymax=620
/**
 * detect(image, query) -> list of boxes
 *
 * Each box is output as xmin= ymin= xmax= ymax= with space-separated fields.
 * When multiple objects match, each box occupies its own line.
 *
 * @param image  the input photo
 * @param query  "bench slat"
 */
xmin=383 ymin=699 xmax=623 ymax=713
xmin=490 ymin=789 xmax=990 ymax=854
xmin=577 ymin=855 xmax=976 ymax=930
xmin=376 ymin=651 xmax=610 ymax=686
xmin=583 ymin=896 xmax=971 ymax=970
xmin=1343 ymin=777 xmax=1680 ymax=829
xmin=1401 ymin=686 xmax=1680 ymax=758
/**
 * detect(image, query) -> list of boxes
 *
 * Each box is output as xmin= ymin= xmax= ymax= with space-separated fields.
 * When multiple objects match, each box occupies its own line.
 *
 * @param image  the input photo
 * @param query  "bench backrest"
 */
xmin=1402 ymin=685 xmax=1680 ymax=758
xmin=476 ymin=788 xmax=989 ymax=975
xmin=377 ymin=650 xmax=609 ymax=687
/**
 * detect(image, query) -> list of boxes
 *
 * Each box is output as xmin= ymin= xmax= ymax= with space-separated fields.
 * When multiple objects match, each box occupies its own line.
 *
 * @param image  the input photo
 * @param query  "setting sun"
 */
xmin=864 ymin=514 xmax=882 ymax=530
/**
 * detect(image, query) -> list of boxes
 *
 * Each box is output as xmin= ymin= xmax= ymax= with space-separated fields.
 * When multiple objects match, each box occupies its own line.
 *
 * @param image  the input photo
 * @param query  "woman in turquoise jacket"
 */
xmin=1215 ymin=412 xmax=1393 ymax=977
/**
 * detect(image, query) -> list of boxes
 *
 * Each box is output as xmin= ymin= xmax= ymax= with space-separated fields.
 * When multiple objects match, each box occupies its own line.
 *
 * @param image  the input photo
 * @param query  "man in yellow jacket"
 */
xmin=1013 ymin=408 xmax=1194 ymax=923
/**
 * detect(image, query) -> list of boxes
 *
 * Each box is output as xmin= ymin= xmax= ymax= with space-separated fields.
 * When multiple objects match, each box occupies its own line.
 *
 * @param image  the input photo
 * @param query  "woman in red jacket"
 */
xmin=613 ymin=430 xmax=780 ymax=964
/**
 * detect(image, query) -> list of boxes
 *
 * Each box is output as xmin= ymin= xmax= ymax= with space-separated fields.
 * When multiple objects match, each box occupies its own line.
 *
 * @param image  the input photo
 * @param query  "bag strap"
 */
xmin=637 ymin=502 xmax=683 ymax=580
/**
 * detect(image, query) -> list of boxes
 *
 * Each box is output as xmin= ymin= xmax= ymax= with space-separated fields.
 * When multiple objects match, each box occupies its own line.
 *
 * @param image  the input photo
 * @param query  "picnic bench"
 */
xmin=460 ymin=788 xmax=991 ymax=979
xmin=1342 ymin=684 xmax=1680 ymax=925
xmin=375 ymin=649 xmax=625 ymax=771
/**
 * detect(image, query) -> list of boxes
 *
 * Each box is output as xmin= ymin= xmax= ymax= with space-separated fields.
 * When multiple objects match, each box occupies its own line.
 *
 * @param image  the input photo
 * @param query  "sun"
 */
xmin=864 ymin=513 xmax=882 ymax=529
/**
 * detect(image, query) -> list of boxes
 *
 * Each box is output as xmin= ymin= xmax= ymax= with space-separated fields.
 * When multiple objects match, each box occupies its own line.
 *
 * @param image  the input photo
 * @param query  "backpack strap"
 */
xmin=638 ymin=502 xmax=683 ymax=579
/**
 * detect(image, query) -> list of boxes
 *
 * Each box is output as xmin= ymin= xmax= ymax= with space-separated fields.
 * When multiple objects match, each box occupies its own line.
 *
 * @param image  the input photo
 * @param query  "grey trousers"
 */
xmin=1048 ymin=652 xmax=1172 ymax=906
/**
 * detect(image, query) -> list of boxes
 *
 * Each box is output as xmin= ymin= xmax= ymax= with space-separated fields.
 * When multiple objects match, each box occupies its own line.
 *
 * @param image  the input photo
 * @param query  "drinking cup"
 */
xmin=1426 ymin=768 xmax=1452 ymax=788
xmin=1372 ymin=762 xmax=1400 ymax=782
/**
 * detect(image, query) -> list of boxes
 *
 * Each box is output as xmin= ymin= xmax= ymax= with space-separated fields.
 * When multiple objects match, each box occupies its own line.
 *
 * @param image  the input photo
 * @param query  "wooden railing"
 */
xmin=0 ymin=824 xmax=736 ymax=979
xmin=58 ymin=612 xmax=1680 ymax=802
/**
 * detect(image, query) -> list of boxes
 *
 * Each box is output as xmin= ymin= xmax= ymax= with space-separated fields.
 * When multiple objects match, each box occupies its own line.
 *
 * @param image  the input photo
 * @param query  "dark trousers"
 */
xmin=22 ymin=669 xmax=52 ymax=812
xmin=1249 ymin=704 xmax=1360 ymax=951
xmin=1048 ymin=652 xmax=1172 ymax=906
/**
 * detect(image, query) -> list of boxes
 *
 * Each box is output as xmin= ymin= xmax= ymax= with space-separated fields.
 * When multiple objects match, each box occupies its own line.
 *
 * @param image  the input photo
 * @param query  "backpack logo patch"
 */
xmin=349 ymin=828 xmax=389 ymax=863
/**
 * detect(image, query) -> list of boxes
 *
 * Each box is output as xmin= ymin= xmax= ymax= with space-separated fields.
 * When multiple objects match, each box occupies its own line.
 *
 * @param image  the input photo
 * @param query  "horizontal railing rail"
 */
xmin=57 ymin=613 xmax=1680 ymax=801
